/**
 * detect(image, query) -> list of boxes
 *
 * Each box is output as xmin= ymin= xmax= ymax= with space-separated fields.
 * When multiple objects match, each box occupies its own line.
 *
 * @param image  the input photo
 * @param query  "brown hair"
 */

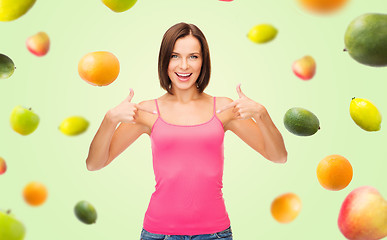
xmin=158 ymin=22 xmax=211 ymax=94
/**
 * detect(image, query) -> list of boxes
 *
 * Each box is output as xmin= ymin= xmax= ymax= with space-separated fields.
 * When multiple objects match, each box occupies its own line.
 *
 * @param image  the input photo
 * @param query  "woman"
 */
xmin=86 ymin=22 xmax=287 ymax=240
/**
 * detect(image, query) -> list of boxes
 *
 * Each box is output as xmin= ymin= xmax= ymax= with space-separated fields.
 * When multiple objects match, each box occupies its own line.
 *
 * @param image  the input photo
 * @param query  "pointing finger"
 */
xmin=136 ymin=104 xmax=158 ymax=115
xmin=216 ymin=101 xmax=237 ymax=114
xmin=126 ymin=88 xmax=134 ymax=102
xmin=236 ymin=83 xmax=246 ymax=98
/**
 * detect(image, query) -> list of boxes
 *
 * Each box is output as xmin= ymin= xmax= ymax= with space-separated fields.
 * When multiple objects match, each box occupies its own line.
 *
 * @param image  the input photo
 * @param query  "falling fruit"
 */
xmin=292 ymin=55 xmax=316 ymax=80
xmin=0 ymin=0 xmax=36 ymax=21
xmin=283 ymin=107 xmax=320 ymax=136
xmin=297 ymin=0 xmax=349 ymax=13
xmin=0 ymin=157 xmax=7 ymax=175
xmin=102 ymin=0 xmax=137 ymax=12
xmin=59 ymin=116 xmax=89 ymax=136
xmin=0 ymin=53 xmax=15 ymax=79
xmin=26 ymin=32 xmax=50 ymax=57
xmin=338 ymin=186 xmax=387 ymax=240
xmin=74 ymin=200 xmax=97 ymax=224
xmin=344 ymin=13 xmax=387 ymax=67
xmin=78 ymin=51 xmax=120 ymax=86
xmin=10 ymin=105 xmax=40 ymax=136
xmin=271 ymin=192 xmax=302 ymax=223
xmin=0 ymin=209 xmax=26 ymax=240
xmin=247 ymin=24 xmax=278 ymax=44
xmin=22 ymin=181 xmax=48 ymax=206
xmin=350 ymin=97 xmax=381 ymax=131
xmin=316 ymin=154 xmax=353 ymax=191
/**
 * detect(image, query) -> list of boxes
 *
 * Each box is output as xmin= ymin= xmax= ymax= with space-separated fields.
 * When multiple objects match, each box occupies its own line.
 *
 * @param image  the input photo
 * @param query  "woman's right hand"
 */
xmin=106 ymin=88 xmax=156 ymax=124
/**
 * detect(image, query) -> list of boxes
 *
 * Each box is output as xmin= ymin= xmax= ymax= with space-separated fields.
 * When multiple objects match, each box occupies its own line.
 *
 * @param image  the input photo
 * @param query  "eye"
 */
xmin=190 ymin=55 xmax=199 ymax=59
xmin=171 ymin=54 xmax=178 ymax=59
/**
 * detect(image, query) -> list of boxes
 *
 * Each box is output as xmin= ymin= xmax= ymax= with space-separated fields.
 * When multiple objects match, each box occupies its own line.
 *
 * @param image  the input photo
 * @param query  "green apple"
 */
xmin=101 ymin=0 xmax=137 ymax=13
xmin=10 ymin=105 xmax=40 ymax=135
xmin=0 ymin=0 xmax=36 ymax=21
xmin=0 ymin=210 xmax=26 ymax=240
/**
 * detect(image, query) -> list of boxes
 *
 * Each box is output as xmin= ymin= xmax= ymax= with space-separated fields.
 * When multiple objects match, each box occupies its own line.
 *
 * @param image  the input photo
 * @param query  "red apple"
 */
xmin=0 ymin=157 xmax=6 ymax=175
xmin=292 ymin=55 xmax=316 ymax=80
xmin=338 ymin=186 xmax=387 ymax=240
xmin=26 ymin=32 xmax=50 ymax=57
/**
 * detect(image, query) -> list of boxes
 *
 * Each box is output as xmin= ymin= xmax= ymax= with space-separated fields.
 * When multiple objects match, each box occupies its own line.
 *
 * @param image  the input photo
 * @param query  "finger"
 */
xmin=216 ymin=101 xmax=237 ymax=114
xmin=126 ymin=88 xmax=134 ymax=102
xmin=236 ymin=83 xmax=246 ymax=98
xmin=136 ymin=104 xmax=158 ymax=115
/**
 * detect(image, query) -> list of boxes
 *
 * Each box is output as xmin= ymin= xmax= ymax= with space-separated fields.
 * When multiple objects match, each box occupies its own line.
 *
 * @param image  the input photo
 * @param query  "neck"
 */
xmin=169 ymin=86 xmax=201 ymax=103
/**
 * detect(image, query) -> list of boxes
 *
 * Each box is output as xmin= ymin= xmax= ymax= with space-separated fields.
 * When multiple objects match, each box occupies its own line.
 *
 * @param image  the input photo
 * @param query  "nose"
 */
xmin=179 ymin=58 xmax=188 ymax=70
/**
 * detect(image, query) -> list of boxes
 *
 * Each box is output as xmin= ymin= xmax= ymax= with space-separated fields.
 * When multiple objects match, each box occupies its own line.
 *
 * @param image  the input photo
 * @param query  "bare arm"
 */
xmin=85 ymin=89 xmax=155 ymax=171
xmin=219 ymin=84 xmax=287 ymax=163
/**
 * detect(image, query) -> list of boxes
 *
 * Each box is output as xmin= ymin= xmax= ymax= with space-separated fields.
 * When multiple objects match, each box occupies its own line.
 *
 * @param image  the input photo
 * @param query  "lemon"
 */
xmin=350 ymin=97 xmax=381 ymax=131
xmin=59 ymin=116 xmax=89 ymax=136
xmin=0 ymin=0 xmax=36 ymax=21
xmin=247 ymin=24 xmax=278 ymax=44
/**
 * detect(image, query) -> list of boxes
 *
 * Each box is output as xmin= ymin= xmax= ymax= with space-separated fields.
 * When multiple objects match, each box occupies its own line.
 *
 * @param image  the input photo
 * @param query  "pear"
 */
xmin=0 ymin=0 xmax=36 ymax=21
xmin=338 ymin=186 xmax=387 ymax=240
xmin=102 ymin=0 xmax=137 ymax=13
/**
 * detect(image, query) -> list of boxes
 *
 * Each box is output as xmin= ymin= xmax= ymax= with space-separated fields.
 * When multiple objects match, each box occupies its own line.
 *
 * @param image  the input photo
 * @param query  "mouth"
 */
xmin=175 ymin=72 xmax=192 ymax=82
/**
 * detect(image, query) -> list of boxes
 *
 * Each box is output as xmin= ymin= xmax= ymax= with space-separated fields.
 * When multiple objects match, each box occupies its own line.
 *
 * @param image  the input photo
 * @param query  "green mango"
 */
xmin=0 ymin=54 xmax=15 ymax=79
xmin=344 ymin=13 xmax=387 ymax=67
xmin=0 ymin=0 xmax=36 ymax=21
xmin=284 ymin=107 xmax=320 ymax=136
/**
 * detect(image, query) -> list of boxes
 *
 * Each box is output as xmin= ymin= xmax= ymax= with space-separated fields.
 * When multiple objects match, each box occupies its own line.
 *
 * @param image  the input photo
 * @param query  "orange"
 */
xmin=23 ymin=181 xmax=48 ymax=206
xmin=316 ymin=154 xmax=353 ymax=191
xmin=78 ymin=51 xmax=120 ymax=86
xmin=271 ymin=192 xmax=302 ymax=223
xmin=297 ymin=0 xmax=349 ymax=13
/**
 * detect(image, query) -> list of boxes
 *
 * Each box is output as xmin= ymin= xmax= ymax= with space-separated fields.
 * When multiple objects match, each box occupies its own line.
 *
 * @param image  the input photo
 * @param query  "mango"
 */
xmin=344 ymin=13 xmax=387 ymax=67
xmin=0 ymin=0 xmax=36 ymax=21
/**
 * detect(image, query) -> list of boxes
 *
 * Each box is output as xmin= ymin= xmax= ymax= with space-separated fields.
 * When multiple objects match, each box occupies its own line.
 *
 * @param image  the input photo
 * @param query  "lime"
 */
xmin=74 ymin=200 xmax=97 ymax=224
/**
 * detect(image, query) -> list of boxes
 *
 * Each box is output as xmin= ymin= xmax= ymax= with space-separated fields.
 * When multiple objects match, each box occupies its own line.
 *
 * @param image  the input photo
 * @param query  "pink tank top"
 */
xmin=142 ymin=97 xmax=231 ymax=235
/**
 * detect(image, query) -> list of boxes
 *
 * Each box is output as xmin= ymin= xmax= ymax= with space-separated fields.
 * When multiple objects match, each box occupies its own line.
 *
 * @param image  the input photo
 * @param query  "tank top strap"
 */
xmin=154 ymin=99 xmax=160 ymax=116
xmin=213 ymin=96 xmax=216 ymax=115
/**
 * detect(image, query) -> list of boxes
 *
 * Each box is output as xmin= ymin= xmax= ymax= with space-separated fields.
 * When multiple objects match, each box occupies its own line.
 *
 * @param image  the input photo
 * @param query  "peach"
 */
xmin=292 ymin=55 xmax=316 ymax=80
xmin=0 ymin=157 xmax=6 ymax=175
xmin=26 ymin=32 xmax=50 ymax=57
xmin=338 ymin=186 xmax=387 ymax=240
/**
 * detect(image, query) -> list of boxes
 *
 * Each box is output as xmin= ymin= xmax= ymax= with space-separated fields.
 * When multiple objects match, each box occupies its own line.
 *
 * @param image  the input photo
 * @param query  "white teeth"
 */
xmin=177 ymin=73 xmax=191 ymax=77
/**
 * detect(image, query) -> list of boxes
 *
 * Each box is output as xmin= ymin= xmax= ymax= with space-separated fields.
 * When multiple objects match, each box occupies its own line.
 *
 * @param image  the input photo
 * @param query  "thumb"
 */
xmin=126 ymin=88 xmax=134 ymax=102
xmin=236 ymin=83 xmax=246 ymax=98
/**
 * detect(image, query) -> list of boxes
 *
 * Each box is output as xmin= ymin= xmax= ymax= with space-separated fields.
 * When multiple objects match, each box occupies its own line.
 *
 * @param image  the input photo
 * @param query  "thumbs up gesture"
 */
xmin=108 ymin=88 xmax=156 ymax=124
xmin=216 ymin=83 xmax=267 ymax=120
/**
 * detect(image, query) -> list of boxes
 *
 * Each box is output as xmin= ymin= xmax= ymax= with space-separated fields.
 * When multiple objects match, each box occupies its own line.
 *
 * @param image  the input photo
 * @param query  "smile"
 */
xmin=175 ymin=72 xmax=192 ymax=81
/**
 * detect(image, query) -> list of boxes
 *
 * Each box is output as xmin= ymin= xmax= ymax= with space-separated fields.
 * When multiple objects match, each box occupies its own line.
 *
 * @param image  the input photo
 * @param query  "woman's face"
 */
xmin=168 ymin=34 xmax=203 ymax=92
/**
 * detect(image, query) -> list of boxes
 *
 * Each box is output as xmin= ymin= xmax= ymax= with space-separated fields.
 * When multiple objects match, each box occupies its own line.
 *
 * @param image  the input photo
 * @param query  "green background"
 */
xmin=1 ymin=0 xmax=387 ymax=239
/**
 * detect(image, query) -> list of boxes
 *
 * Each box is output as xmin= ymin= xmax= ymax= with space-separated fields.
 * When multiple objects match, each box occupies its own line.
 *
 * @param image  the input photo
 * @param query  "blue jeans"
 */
xmin=140 ymin=226 xmax=233 ymax=240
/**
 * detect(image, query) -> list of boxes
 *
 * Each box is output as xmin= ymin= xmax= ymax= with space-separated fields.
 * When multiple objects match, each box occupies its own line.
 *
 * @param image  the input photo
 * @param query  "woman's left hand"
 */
xmin=217 ymin=83 xmax=267 ymax=120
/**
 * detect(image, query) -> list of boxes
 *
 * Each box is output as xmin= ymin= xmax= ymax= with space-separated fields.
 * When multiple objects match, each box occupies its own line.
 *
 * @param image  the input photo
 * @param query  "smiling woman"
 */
xmin=85 ymin=22 xmax=287 ymax=240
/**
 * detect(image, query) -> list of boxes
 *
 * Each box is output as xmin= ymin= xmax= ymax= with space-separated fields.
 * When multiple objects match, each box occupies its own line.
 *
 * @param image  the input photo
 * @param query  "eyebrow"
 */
xmin=171 ymin=52 xmax=201 ymax=55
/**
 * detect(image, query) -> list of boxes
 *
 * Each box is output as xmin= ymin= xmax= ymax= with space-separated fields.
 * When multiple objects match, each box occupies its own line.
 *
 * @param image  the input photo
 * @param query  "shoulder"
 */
xmin=138 ymin=99 xmax=156 ymax=110
xmin=215 ymin=96 xmax=234 ymax=105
